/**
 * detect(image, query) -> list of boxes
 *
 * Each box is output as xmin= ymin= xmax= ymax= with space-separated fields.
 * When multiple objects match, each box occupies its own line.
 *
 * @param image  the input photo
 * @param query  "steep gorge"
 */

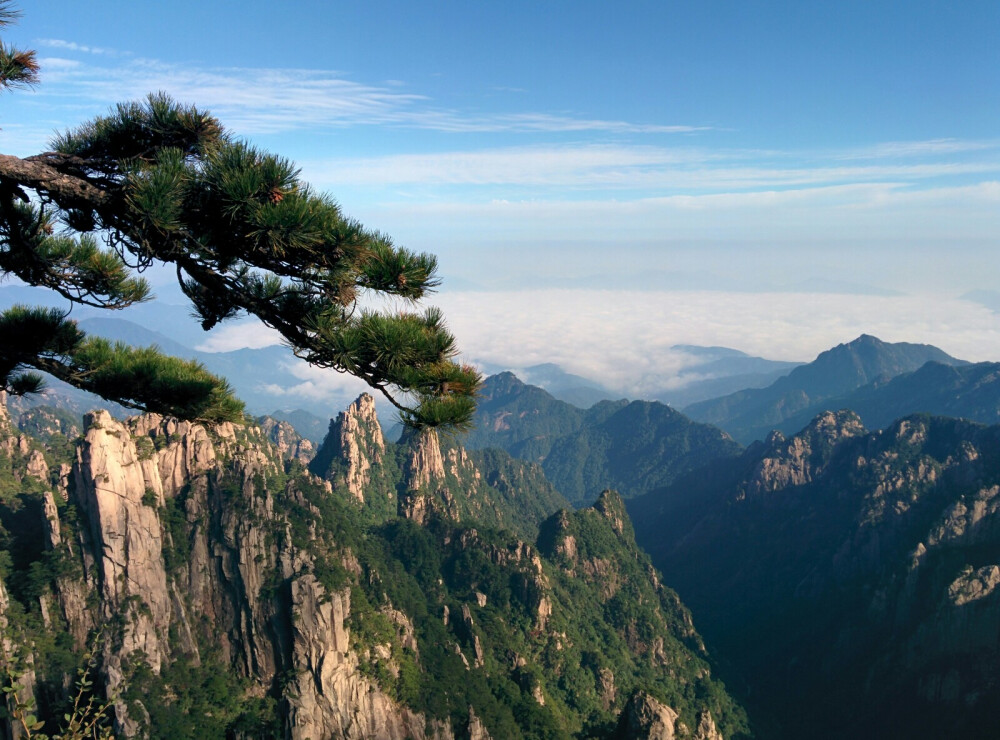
xmin=630 ymin=411 xmax=1000 ymax=738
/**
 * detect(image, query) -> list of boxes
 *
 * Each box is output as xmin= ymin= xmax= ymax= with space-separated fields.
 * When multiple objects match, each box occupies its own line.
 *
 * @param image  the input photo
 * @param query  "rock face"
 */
xmin=259 ymin=416 xmax=316 ymax=465
xmin=0 ymin=394 xmax=746 ymax=739
xmin=308 ymin=399 xmax=569 ymax=541
xmin=285 ymin=576 xmax=453 ymax=740
xmin=1 ymin=408 xmax=462 ymax=739
xmin=742 ymin=410 xmax=866 ymax=497
xmin=310 ymin=393 xmax=386 ymax=503
xmin=72 ymin=412 xmax=176 ymax=732
xmin=616 ymin=692 xmax=680 ymax=740
xmin=399 ymin=428 xmax=448 ymax=523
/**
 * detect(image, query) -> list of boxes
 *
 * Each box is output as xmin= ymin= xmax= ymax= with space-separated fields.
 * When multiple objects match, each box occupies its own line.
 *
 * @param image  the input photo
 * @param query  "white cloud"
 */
xmin=20 ymin=57 xmax=705 ymax=138
xmin=306 ymin=144 xmax=1000 ymax=190
xmin=840 ymin=138 xmax=1000 ymax=159
xmin=259 ymin=360 xmax=371 ymax=402
xmin=195 ymin=321 xmax=283 ymax=352
xmin=256 ymin=360 xmax=405 ymax=423
xmin=36 ymin=39 xmax=117 ymax=56
xmin=431 ymin=289 xmax=1000 ymax=396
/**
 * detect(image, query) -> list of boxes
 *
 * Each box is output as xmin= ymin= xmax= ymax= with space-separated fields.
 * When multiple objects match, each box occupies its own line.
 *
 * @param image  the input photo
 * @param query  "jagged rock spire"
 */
xmin=310 ymin=393 xmax=385 ymax=502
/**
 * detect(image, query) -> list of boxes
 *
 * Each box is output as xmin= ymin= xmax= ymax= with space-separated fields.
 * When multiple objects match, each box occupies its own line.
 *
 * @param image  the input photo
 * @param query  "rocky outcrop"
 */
xmin=616 ymin=692 xmax=681 ymax=739
xmin=404 ymin=428 xmax=446 ymax=492
xmin=743 ymin=410 xmax=866 ymax=497
xmin=615 ymin=694 xmax=724 ymax=740
xmin=310 ymin=394 xmax=385 ymax=503
xmin=259 ymin=416 xmax=315 ymax=465
xmin=464 ymin=707 xmax=492 ymax=740
xmin=399 ymin=428 xmax=450 ymax=524
xmin=285 ymin=575 xmax=451 ymax=740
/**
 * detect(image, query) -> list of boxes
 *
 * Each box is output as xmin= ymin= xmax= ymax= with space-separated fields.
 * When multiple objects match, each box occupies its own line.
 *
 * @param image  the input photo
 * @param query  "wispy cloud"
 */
xmin=195 ymin=320 xmax=282 ymax=352
xmin=36 ymin=38 xmax=118 ymax=56
xmin=304 ymin=143 xmax=1000 ymax=190
xmin=839 ymin=138 xmax=1000 ymax=159
xmin=24 ymin=56 xmax=704 ymax=137
xmin=258 ymin=361 xmax=370 ymax=404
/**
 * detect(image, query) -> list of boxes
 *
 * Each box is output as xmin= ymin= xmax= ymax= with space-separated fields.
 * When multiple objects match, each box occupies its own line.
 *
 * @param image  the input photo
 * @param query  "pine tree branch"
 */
xmin=0 ymin=153 xmax=109 ymax=207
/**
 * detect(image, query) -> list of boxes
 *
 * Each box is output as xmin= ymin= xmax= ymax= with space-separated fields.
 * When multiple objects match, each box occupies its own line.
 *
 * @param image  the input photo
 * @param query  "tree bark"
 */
xmin=0 ymin=152 xmax=108 ymax=205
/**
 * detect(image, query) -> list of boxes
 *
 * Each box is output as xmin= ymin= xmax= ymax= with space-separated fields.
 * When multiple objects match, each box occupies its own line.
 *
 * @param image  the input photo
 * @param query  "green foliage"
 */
xmin=0 ymin=404 xmax=748 ymax=739
xmin=0 ymin=306 xmax=244 ymax=423
xmin=122 ymin=650 xmax=262 ymax=740
xmin=2 ymin=649 xmax=114 ymax=740
xmin=159 ymin=488 xmax=191 ymax=573
xmin=0 ymin=12 xmax=479 ymax=428
xmin=466 ymin=373 xmax=741 ymax=505
xmin=0 ymin=2 xmax=37 ymax=92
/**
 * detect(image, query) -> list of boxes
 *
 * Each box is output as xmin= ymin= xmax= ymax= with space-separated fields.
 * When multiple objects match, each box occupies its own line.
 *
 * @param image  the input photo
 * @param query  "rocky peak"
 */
xmin=403 ymin=427 xmax=446 ymax=492
xmin=0 ymin=391 xmax=12 ymax=431
xmin=72 ymin=411 xmax=175 ymax=731
xmin=258 ymin=416 xmax=316 ymax=464
xmin=615 ymin=692 xmax=681 ymax=739
xmin=595 ymin=489 xmax=631 ymax=537
xmin=744 ymin=410 xmax=865 ymax=497
xmin=309 ymin=393 xmax=385 ymax=502
xmin=614 ymin=692 xmax=724 ymax=740
xmin=478 ymin=371 xmax=526 ymax=402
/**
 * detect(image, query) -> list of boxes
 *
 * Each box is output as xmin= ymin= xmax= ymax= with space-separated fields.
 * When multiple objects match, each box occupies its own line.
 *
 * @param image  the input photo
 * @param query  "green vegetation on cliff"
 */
xmin=0 ymin=396 xmax=748 ymax=739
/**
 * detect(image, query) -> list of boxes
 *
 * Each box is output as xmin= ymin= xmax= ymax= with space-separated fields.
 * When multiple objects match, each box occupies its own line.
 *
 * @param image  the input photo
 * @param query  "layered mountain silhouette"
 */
xmin=652 ymin=345 xmax=801 ymax=407
xmin=779 ymin=360 xmax=1000 ymax=433
xmin=465 ymin=372 xmax=741 ymax=505
xmin=684 ymin=334 xmax=965 ymax=443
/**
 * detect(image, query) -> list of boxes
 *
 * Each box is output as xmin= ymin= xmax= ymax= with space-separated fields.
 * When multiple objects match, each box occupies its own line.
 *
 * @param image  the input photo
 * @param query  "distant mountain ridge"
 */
xmin=478 ymin=347 xmax=801 ymax=410
xmin=684 ymin=334 xmax=965 ymax=443
xmin=655 ymin=345 xmax=802 ymax=407
xmin=465 ymin=372 xmax=741 ymax=505
xmin=778 ymin=360 xmax=1000 ymax=433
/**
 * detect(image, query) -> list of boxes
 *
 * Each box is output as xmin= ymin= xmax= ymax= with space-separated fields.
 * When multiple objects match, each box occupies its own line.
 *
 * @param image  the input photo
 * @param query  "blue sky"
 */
xmin=2 ymin=1 xmax=1000 ymax=402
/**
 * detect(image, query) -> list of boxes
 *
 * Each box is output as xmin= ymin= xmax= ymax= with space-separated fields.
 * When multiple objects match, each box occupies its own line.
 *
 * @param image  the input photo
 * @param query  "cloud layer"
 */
xmin=430 ymin=289 xmax=1000 ymax=395
xmin=199 ymin=289 xmax=1000 ymax=406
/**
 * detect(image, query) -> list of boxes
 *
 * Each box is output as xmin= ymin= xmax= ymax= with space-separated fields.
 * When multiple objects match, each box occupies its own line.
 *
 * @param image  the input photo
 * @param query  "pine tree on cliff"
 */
xmin=0 ymin=4 xmax=478 ymax=428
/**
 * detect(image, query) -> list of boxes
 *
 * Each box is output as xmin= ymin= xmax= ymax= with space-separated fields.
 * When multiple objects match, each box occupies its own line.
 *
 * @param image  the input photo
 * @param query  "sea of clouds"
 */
xmin=199 ymin=288 xmax=1000 ymax=407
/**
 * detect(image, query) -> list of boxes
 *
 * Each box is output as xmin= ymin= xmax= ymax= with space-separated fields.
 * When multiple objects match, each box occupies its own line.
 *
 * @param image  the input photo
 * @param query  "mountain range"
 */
xmin=628 ymin=410 xmax=1000 ymax=739
xmin=463 ymin=372 xmax=741 ymax=506
xmin=4 ymin=311 xmax=1000 ymax=738
xmin=476 ymin=347 xmax=801 ymax=411
xmin=0 ymin=393 xmax=749 ymax=739
xmin=683 ymin=334 xmax=966 ymax=443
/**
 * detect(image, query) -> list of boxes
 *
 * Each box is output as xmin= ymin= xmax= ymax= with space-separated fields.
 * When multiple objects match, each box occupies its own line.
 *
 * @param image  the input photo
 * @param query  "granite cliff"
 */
xmin=0 ymin=393 xmax=748 ymax=739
